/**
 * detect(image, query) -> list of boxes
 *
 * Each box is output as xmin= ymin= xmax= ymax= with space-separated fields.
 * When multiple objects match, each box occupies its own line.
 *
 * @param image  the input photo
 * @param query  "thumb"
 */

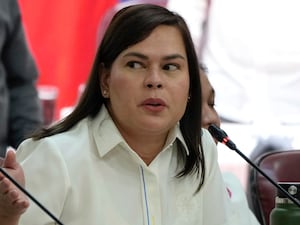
xmin=3 ymin=148 xmax=18 ymax=169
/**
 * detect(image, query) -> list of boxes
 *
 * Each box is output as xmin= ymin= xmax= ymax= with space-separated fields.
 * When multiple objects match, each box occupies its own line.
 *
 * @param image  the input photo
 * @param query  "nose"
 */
xmin=201 ymin=106 xmax=221 ymax=129
xmin=147 ymin=83 xmax=162 ymax=88
xmin=144 ymin=68 xmax=163 ymax=89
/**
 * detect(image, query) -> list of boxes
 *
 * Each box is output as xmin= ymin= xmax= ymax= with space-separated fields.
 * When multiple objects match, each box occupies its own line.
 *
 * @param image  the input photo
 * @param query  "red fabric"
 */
xmin=18 ymin=0 xmax=117 ymax=118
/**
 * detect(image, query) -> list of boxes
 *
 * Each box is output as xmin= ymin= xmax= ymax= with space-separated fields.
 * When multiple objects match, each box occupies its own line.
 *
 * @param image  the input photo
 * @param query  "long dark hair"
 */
xmin=32 ymin=4 xmax=205 ymax=191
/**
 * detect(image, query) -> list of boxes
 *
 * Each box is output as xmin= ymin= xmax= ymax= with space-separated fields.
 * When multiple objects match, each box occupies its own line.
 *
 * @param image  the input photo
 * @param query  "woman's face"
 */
xmin=200 ymin=70 xmax=221 ymax=131
xmin=101 ymin=25 xmax=189 ymax=138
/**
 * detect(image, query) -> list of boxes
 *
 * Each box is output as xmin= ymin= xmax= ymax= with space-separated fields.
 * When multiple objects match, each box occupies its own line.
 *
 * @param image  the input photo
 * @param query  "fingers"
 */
xmin=3 ymin=148 xmax=18 ymax=169
xmin=0 ymin=148 xmax=29 ymax=217
xmin=0 ymin=176 xmax=29 ymax=216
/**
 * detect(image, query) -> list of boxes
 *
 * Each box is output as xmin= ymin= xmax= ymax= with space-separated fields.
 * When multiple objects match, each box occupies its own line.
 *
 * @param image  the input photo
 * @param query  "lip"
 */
xmin=140 ymin=98 xmax=167 ymax=112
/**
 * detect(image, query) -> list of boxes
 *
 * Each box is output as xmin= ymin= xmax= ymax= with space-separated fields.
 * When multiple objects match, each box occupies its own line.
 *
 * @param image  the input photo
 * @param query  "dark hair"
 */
xmin=32 ymin=4 xmax=205 ymax=191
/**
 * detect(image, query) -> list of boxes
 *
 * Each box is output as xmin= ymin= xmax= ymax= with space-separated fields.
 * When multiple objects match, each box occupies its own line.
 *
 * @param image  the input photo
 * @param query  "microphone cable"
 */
xmin=208 ymin=124 xmax=300 ymax=208
xmin=0 ymin=167 xmax=64 ymax=225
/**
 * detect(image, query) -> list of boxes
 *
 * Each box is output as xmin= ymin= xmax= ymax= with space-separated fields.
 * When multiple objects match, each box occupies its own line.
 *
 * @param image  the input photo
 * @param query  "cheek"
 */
xmin=202 ymin=104 xmax=209 ymax=118
xmin=108 ymin=72 xmax=140 ymax=112
xmin=175 ymin=78 xmax=189 ymax=97
xmin=201 ymin=105 xmax=209 ymax=125
xmin=111 ymin=77 xmax=125 ymax=91
xmin=173 ymin=80 xmax=189 ymax=115
xmin=108 ymin=76 xmax=132 ymax=116
xmin=109 ymin=72 xmax=134 ymax=96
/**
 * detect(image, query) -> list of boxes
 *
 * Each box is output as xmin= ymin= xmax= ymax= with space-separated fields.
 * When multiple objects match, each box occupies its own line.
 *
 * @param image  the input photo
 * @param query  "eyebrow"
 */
xmin=123 ymin=52 xmax=186 ymax=61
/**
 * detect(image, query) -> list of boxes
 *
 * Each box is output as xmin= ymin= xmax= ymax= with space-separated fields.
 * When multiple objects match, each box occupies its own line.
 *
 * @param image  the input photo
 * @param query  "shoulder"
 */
xmin=16 ymin=106 xmax=112 ymax=163
xmin=16 ymin=118 xmax=91 ymax=162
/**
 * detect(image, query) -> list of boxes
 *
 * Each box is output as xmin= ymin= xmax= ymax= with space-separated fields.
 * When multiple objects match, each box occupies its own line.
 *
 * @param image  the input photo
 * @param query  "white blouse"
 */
xmin=16 ymin=106 xmax=258 ymax=225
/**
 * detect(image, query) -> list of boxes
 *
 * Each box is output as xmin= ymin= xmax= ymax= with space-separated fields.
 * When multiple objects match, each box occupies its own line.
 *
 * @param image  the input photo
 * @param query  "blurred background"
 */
xmin=17 ymin=0 xmax=300 ymax=191
xmin=18 ymin=0 xmax=125 ymax=119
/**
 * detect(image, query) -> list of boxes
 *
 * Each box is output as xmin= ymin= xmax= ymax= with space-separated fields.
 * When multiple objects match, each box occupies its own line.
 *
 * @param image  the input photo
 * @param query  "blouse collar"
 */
xmin=91 ymin=106 xmax=189 ymax=158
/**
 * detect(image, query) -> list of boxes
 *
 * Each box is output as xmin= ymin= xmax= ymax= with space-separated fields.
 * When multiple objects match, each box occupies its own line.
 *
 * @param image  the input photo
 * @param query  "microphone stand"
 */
xmin=0 ymin=167 xmax=64 ymax=225
xmin=208 ymin=124 xmax=300 ymax=208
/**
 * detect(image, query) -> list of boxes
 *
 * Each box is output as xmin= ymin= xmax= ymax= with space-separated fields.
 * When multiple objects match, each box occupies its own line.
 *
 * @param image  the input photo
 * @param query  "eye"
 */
xmin=208 ymin=99 xmax=215 ymax=108
xmin=208 ymin=94 xmax=216 ymax=108
xmin=209 ymin=103 xmax=215 ymax=108
xmin=126 ymin=61 xmax=144 ymax=69
xmin=163 ymin=64 xmax=179 ymax=71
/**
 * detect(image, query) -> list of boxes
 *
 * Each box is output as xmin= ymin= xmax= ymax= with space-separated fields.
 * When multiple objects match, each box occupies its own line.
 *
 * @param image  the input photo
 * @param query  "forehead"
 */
xmin=119 ymin=25 xmax=187 ymax=58
xmin=200 ymin=71 xmax=212 ymax=94
xmin=200 ymin=71 xmax=209 ymax=85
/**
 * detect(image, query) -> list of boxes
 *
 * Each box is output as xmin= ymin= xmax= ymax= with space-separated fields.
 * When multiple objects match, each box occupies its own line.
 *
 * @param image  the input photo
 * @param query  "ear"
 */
xmin=99 ymin=63 xmax=110 ymax=97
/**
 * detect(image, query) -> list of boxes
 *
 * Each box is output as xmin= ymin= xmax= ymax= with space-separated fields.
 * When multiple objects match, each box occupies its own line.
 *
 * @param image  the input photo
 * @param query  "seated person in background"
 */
xmin=200 ymin=66 xmax=258 ymax=223
xmin=0 ymin=4 xmax=259 ymax=225
xmin=199 ymin=65 xmax=220 ymax=134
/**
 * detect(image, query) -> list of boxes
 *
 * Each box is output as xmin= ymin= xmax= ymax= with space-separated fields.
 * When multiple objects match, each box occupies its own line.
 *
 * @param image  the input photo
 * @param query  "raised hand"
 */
xmin=0 ymin=148 xmax=29 ymax=224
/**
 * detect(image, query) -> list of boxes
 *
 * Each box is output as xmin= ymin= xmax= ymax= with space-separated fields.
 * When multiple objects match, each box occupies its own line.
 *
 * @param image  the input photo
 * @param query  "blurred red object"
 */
xmin=18 ymin=0 xmax=117 ymax=118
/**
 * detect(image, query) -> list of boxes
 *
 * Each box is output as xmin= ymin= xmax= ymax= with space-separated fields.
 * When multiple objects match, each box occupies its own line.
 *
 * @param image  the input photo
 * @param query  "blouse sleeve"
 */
xmin=16 ymin=138 xmax=70 ymax=225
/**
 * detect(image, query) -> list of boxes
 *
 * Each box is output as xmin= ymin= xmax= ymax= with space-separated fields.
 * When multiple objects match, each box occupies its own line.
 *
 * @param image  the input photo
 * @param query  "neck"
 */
xmin=122 ymin=131 xmax=168 ymax=165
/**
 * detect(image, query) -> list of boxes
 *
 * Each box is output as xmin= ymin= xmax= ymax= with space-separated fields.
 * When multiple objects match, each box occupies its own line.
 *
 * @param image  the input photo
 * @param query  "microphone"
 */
xmin=0 ymin=167 xmax=64 ymax=225
xmin=208 ymin=124 xmax=300 ymax=208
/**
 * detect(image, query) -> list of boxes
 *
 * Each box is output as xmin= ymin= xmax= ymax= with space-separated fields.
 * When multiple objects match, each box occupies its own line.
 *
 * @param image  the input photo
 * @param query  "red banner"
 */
xmin=18 ymin=0 xmax=117 ymax=118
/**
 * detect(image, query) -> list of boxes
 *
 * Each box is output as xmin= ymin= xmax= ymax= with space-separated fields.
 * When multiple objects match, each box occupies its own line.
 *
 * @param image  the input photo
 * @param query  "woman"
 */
xmin=0 ymin=4 xmax=256 ymax=225
xmin=200 ymin=67 xmax=259 ymax=224
xmin=199 ymin=66 xmax=220 ymax=134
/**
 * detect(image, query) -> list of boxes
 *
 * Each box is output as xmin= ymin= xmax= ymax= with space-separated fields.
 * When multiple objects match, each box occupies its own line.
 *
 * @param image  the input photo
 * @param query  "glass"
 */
xmin=38 ymin=85 xmax=59 ymax=126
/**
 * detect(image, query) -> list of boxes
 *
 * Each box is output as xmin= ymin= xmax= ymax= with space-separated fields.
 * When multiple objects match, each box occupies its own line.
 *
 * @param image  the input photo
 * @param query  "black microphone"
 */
xmin=208 ymin=124 xmax=300 ymax=208
xmin=0 ymin=167 xmax=64 ymax=225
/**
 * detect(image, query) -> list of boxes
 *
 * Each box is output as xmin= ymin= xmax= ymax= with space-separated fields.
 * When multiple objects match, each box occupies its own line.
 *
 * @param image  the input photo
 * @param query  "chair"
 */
xmin=246 ymin=150 xmax=300 ymax=225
